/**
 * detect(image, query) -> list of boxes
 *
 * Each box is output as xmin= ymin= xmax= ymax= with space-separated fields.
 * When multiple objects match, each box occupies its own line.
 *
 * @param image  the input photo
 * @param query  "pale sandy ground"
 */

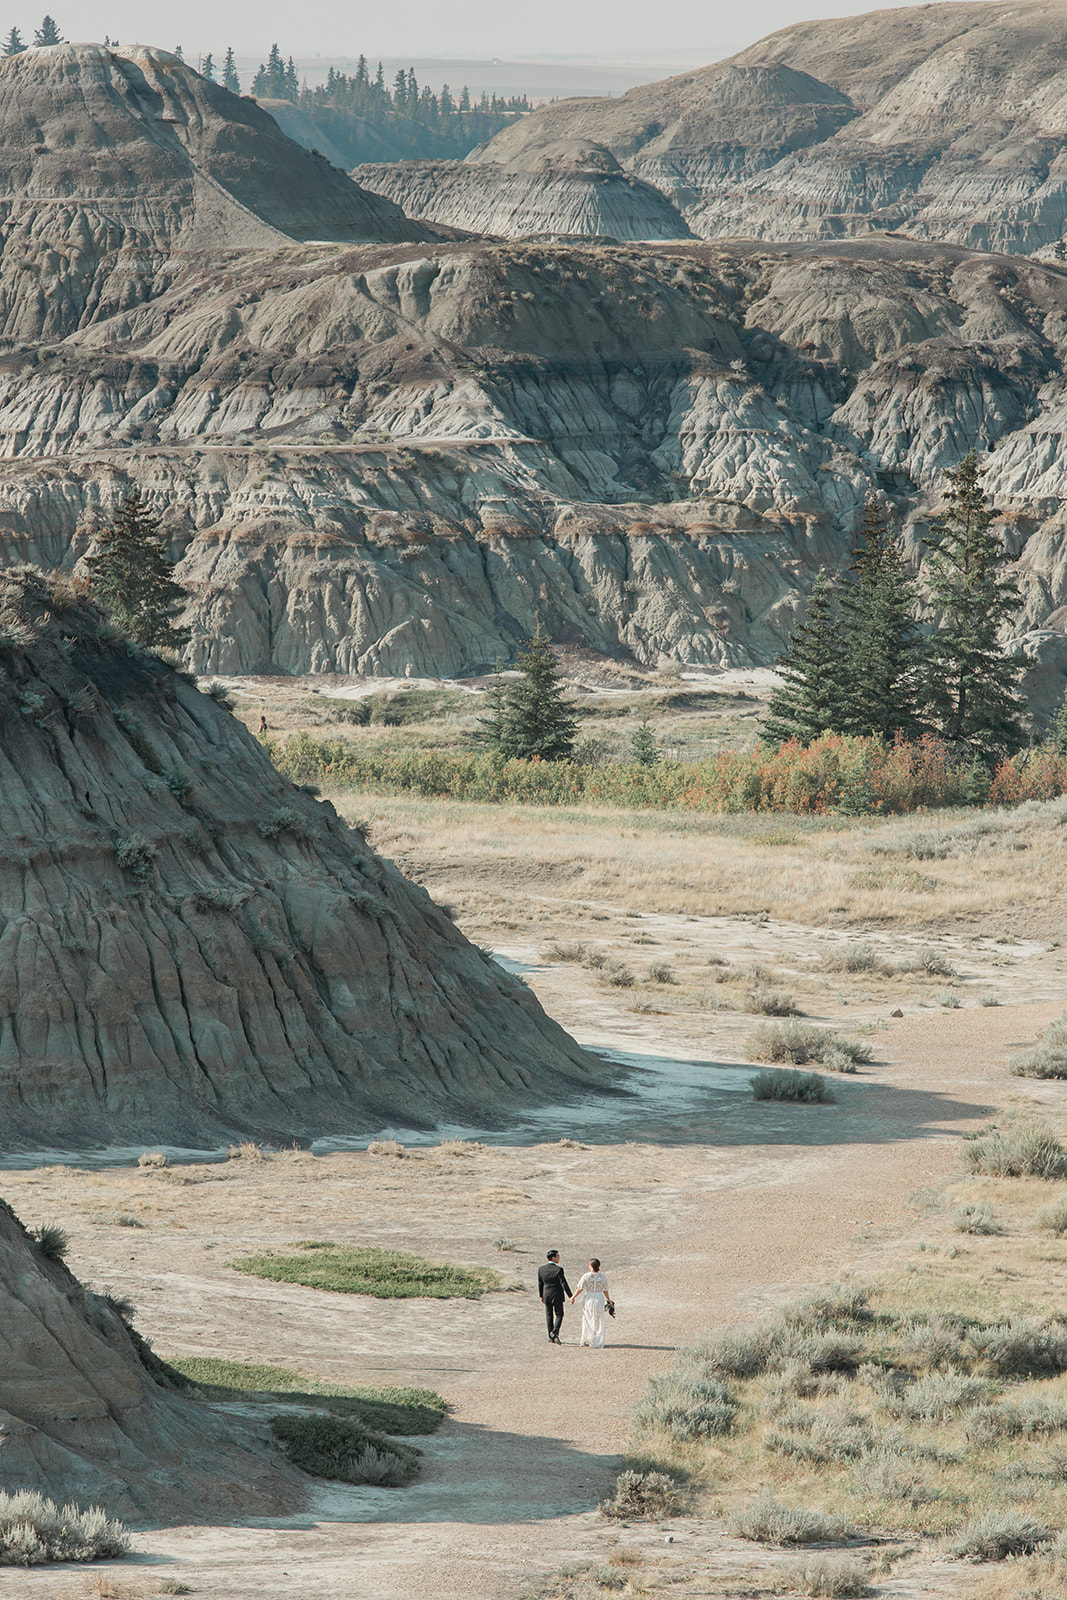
xmin=6 ymin=980 xmax=1066 ymax=1600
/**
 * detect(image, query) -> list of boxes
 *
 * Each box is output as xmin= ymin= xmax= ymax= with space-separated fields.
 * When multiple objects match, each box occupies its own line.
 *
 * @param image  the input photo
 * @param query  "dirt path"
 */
xmin=7 ymin=998 xmax=1060 ymax=1600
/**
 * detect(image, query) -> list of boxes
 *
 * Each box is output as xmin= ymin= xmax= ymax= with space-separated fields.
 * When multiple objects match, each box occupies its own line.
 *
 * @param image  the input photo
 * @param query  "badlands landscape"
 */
xmin=2 ymin=5 xmax=1067 ymax=1600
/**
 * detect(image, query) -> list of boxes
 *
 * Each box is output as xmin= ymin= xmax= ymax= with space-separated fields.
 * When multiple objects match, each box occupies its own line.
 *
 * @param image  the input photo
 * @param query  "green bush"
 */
xmin=30 ymin=1222 xmax=69 ymax=1259
xmin=953 ymin=1203 xmax=1000 ymax=1235
xmin=0 ymin=1490 xmax=129 ymax=1565
xmin=961 ymin=1119 xmax=1067 ymax=1179
xmin=946 ymin=1510 xmax=1050 ymax=1561
xmin=750 ymin=1068 xmax=836 ymax=1104
xmin=270 ymin=1411 xmax=420 ymax=1485
xmin=967 ymin=1318 xmax=1067 ymax=1378
xmin=1037 ymin=1195 xmax=1067 ymax=1235
xmin=728 ymin=1490 xmax=845 ymax=1545
xmin=744 ymin=987 xmax=797 ymax=1016
xmin=230 ymin=1242 xmax=502 ymax=1298
xmin=747 ymin=1021 xmax=870 ymax=1068
xmin=259 ymin=806 xmax=306 ymax=839
xmin=632 ymin=1374 xmax=738 ymax=1440
xmin=114 ymin=831 xmax=156 ymax=882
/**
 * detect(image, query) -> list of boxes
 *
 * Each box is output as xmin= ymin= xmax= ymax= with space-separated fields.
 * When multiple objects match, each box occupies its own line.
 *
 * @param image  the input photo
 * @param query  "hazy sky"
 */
xmin=32 ymin=0 xmax=991 ymax=64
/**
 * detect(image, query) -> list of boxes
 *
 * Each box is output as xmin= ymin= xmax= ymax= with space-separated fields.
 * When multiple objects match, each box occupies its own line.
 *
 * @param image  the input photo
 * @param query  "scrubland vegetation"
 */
xmin=231 ymin=1241 xmax=505 ymax=1298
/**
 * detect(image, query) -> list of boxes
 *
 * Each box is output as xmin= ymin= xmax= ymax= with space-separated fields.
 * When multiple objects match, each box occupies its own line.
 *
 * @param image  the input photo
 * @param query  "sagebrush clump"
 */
xmin=0 ymin=1490 xmax=129 ymax=1565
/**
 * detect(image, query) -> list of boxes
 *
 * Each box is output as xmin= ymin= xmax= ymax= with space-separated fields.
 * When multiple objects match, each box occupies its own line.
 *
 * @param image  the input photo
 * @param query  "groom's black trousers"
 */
xmin=543 ymin=1293 xmax=565 ymax=1339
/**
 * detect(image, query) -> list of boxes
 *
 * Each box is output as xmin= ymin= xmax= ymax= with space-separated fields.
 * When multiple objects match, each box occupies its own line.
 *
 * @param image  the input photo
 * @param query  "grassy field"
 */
xmin=168 ymin=1357 xmax=446 ymax=1433
xmin=230 ymin=1242 xmax=505 ymax=1299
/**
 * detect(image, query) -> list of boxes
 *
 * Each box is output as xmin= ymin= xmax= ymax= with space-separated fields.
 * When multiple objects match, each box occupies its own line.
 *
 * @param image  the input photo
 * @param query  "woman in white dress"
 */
xmin=571 ymin=1257 xmax=611 ymax=1348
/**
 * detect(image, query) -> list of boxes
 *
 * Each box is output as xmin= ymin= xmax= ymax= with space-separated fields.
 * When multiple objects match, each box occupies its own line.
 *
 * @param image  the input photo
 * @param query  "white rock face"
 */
xmin=354 ymin=143 xmax=694 ymax=240
xmin=478 ymin=0 xmax=1067 ymax=257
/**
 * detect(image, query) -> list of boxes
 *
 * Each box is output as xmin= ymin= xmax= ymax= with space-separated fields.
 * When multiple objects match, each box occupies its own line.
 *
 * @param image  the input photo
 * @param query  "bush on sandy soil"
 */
xmin=785 ymin=1285 xmax=874 ymax=1331
xmin=728 ymin=1491 xmax=845 ymax=1545
xmin=0 ymin=1490 xmax=129 ymax=1565
xmin=647 ymin=961 xmax=676 ymax=984
xmin=30 ymin=1223 xmax=69 ymax=1259
xmin=1008 ymin=1017 xmax=1067 ymax=1079
xmin=1038 ymin=1195 xmax=1067 ymax=1235
xmin=953 ymin=1203 xmax=1000 ymax=1235
xmin=598 ymin=1470 xmax=681 ymax=1520
xmin=751 ymin=1069 xmax=837 ymax=1104
xmin=541 ymin=941 xmax=587 ymax=962
xmin=231 ymin=1242 xmax=501 ymax=1299
xmin=138 ymin=1149 xmax=168 ymax=1168
xmin=600 ymin=959 xmax=635 ymax=988
xmin=964 ymin=1396 xmax=1067 ymax=1444
xmin=226 ymin=1141 xmax=269 ymax=1161
xmin=891 ymin=947 xmax=958 ymax=978
xmin=893 ymin=1372 xmax=994 ymax=1421
xmin=747 ymin=1022 xmax=870 ymax=1068
xmin=367 ymin=1139 xmax=406 ymax=1158
xmin=632 ymin=1374 xmax=738 ymax=1440
xmin=821 ymin=942 xmax=888 ymax=975
xmin=946 ymin=1511 xmax=1050 ymax=1561
xmin=898 ymin=1318 xmax=967 ymax=1369
xmin=270 ymin=1412 xmax=421 ymax=1485
xmin=745 ymin=987 xmax=798 ymax=1016
xmin=688 ymin=1324 xmax=783 ymax=1380
xmin=781 ymin=1554 xmax=873 ymax=1596
xmin=967 ymin=1319 xmax=1067 ymax=1378
xmin=961 ymin=1120 xmax=1067 ymax=1180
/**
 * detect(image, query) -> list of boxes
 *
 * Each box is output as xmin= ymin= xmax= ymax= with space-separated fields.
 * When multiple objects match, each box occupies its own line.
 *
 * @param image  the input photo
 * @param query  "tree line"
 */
xmin=3 ymin=16 xmax=62 ymax=52
xmin=765 ymin=451 xmax=1038 ymax=765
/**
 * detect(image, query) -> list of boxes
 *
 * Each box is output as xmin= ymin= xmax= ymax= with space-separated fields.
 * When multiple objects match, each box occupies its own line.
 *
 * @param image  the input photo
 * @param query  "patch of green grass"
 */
xmin=166 ymin=1356 xmax=446 ymax=1434
xmin=229 ymin=1242 xmax=503 ymax=1299
xmin=270 ymin=1411 xmax=421 ymax=1486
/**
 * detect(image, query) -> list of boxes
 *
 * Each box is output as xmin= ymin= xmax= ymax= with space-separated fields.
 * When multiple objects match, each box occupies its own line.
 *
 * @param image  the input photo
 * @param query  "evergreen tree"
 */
xmin=86 ymin=491 xmax=188 ymax=651
xmin=2 ymin=26 xmax=25 ymax=53
xmin=477 ymin=663 xmax=509 ymax=749
xmin=836 ymin=496 xmax=925 ymax=741
xmin=284 ymin=55 xmax=298 ymax=99
xmin=762 ymin=571 xmax=845 ymax=746
xmin=481 ymin=627 xmax=579 ymax=761
xmin=33 ymin=15 xmax=61 ymax=45
xmin=173 ymin=44 xmax=183 ymax=60
xmin=630 ymin=717 xmax=660 ymax=767
xmin=1049 ymin=684 xmax=1067 ymax=756
xmin=222 ymin=46 xmax=239 ymax=93
xmin=201 ymin=52 xmax=215 ymax=81
xmin=921 ymin=450 xmax=1027 ymax=760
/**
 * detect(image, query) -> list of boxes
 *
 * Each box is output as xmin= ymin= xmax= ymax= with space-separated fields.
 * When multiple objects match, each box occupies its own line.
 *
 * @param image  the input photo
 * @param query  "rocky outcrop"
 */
xmin=0 ymin=568 xmax=600 ymax=1148
xmin=353 ymin=143 xmax=694 ymax=240
xmin=0 ymin=1197 xmax=306 ymax=1517
xmin=476 ymin=0 xmax=1067 ymax=257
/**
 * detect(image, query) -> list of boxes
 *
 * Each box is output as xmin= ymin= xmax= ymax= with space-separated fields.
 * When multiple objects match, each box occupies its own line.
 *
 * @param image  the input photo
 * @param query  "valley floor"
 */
xmin=4 ymin=799 xmax=1066 ymax=1600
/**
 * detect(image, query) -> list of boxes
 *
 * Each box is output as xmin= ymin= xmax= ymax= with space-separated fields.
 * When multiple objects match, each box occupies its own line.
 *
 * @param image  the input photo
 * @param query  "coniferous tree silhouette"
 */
xmin=836 ymin=496 xmax=925 ymax=741
xmin=86 ymin=491 xmax=188 ymax=651
xmin=763 ymin=572 xmax=845 ymax=746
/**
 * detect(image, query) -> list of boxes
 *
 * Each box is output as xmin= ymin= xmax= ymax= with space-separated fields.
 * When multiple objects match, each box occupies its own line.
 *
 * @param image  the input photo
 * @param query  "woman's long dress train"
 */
xmin=580 ymin=1291 xmax=606 ymax=1348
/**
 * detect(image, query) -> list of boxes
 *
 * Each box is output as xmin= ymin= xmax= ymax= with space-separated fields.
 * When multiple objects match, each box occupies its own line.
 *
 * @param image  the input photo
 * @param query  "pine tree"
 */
xmin=173 ymin=44 xmax=183 ymax=61
xmin=1049 ymin=684 xmax=1067 ymax=755
xmin=284 ymin=56 xmax=298 ymax=99
xmin=630 ymin=717 xmax=659 ymax=767
xmin=836 ymin=496 xmax=925 ymax=741
xmin=482 ymin=627 xmax=579 ymax=761
xmin=921 ymin=451 xmax=1027 ymax=760
xmin=477 ymin=663 xmax=509 ymax=749
xmin=2 ymin=26 xmax=25 ymax=53
xmin=33 ymin=15 xmax=61 ymax=45
xmin=86 ymin=491 xmax=188 ymax=651
xmin=201 ymin=52 xmax=215 ymax=81
xmin=762 ymin=571 xmax=845 ymax=746
xmin=222 ymin=46 xmax=239 ymax=93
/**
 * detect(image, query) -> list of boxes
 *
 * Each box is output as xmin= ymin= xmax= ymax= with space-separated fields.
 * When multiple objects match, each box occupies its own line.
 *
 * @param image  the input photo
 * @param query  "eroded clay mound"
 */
xmin=354 ymin=143 xmax=693 ymax=240
xmin=0 ymin=568 xmax=600 ymax=1149
xmin=0 ymin=1198 xmax=306 ymax=1517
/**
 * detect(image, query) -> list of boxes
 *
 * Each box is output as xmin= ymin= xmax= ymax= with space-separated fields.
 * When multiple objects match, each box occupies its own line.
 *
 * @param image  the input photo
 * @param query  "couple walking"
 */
xmin=538 ymin=1249 xmax=613 ymax=1348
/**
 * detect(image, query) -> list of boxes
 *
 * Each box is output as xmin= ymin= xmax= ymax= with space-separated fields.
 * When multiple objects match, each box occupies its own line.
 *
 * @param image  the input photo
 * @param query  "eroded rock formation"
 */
xmin=0 ymin=1197 xmax=305 ymax=1517
xmin=0 ymin=569 xmax=599 ymax=1148
xmin=477 ymin=0 xmax=1067 ymax=256
xmin=353 ymin=142 xmax=693 ymax=241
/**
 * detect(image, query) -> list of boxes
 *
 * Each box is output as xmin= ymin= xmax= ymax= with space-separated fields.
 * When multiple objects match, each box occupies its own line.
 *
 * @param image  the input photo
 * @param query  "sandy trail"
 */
xmin=6 ymin=998 xmax=1060 ymax=1599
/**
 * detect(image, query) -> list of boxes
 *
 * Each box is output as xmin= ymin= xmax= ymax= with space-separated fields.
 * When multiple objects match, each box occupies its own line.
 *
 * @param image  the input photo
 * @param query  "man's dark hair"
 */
xmin=546 ymin=1250 xmax=559 ymax=1260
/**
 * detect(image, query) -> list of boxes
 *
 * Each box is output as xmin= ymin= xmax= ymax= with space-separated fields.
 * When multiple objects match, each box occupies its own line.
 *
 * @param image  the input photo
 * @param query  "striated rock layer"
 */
xmin=0 ymin=569 xmax=600 ymax=1149
xmin=0 ymin=1197 xmax=307 ymax=1517
xmin=1 ymin=232 xmax=1067 ymax=676
xmin=353 ymin=142 xmax=694 ymax=241
xmin=477 ymin=0 xmax=1067 ymax=257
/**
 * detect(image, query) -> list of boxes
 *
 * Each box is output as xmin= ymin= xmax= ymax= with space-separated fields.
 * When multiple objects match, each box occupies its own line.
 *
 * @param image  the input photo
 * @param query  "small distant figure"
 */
xmin=537 ymin=1249 xmax=571 ymax=1345
xmin=258 ymin=715 xmax=268 ymax=735
xmin=571 ymin=1257 xmax=612 ymax=1348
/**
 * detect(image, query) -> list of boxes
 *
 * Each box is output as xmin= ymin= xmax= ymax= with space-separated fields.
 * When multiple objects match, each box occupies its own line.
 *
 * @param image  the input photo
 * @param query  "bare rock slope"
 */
xmin=0 ymin=1197 xmax=306 ymax=1518
xmin=0 ymin=568 xmax=599 ymax=1149
xmin=478 ymin=0 xmax=1067 ymax=255
xmin=353 ymin=142 xmax=693 ymax=241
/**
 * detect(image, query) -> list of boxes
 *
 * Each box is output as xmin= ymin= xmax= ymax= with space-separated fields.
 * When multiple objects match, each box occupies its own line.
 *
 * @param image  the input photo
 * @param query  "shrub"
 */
xmin=138 ymin=1149 xmax=169 ymax=1168
xmin=493 ymin=1238 xmax=518 ymax=1251
xmin=367 ymin=1139 xmax=406 ymax=1158
xmin=227 ymin=1141 xmax=269 ymax=1161
xmin=542 ymin=941 xmax=588 ymax=962
xmin=785 ymin=1284 xmax=873 ymax=1330
xmin=946 ymin=1511 xmax=1050 ymax=1561
xmin=728 ymin=1491 xmax=845 ymax=1545
xmin=822 ymin=1047 xmax=860 ymax=1074
xmin=821 ymin=942 xmax=887 ymax=975
xmin=745 ymin=987 xmax=797 ymax=1016
xmin=1008 ymin=1017 xmax=1067 ymax=1079
xmin=65 ymin=685 xmax=96 ymax=717
xmin=751 ymin=1069 xmax=836 ymax=1104
xmin=30 ymin=1223 xmax=69 ymax=1259
xmin=601 ymin=959 xmax=635 ymax=988
xmin=114 ymin=831 xmax=156 ymax=882
xmin=163 ymin=767 xmax=193 ymax=804
xmin=968 ymin=1318 xmax=1067 ymax=1377
xmin=599 ymin=1470 xmax=681 ymax=1520
xmin=632 ymin=1374 xmax=738 ymax=1440
xmin=168 ymin=1358 xmax=444 ymax=1433
xmin=270 ymin=1412 xmax=420 ymax=1486
xmin=204 ymin=680 xmax=235 ymax=709
xmin=231 ymin=1243 xmax=501 ymax=1298
xmin=896 ymin=1372 xmax=993 ymax=1420
xmin=961 ymin=1119 xmax=1067 ymax=1179
xmin=747 ymin=1021 xmax=870 ymax=1067
xmin=781 ymin=1555 xmax=872 ymax=1597
xmin=953 ymin=1202 xmax=1000 ymax=1235
xmin=1038 ymin=1195 xmax=1067 ymax=1235
xmin=898 ymin=1318 xmax=966 ymax=1369
xmin=687 ymin=1324 xmax=782 ymax=1379
xmin=0 ymin=1490 xmax=129 ymax=1565
xmin=259 ymin=806 xmax=306 ymax=839
xmin=647 ymin=961 xmax=676 ymax=984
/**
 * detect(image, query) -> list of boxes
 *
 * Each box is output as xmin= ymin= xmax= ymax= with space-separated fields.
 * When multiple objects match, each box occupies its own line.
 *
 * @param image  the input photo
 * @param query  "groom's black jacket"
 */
xmin=538 ymin=1261 xmax=572 ymax=1301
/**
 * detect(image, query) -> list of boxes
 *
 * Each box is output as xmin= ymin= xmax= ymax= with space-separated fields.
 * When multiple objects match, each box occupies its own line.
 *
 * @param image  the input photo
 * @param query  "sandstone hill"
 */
xmin=2 ymin=225 xmax=1067 ymax=678
xmin=0 ymin=41 xmax=427 ymax=287
xmin=353 ymin=142 xmax=694 ymax=241
xmin=0 ymin=1197 xmax=306 ymax=1517
xmin=477 ymin=0 xmax=1067 ymax=255
xmin=0 ymin=568 xmax=600 ymax=1149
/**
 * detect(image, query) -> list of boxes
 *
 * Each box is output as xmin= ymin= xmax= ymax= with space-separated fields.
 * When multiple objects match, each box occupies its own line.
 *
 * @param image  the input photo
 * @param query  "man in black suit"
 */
xmin=538 ymin=1249 xmax=571 ymax=1344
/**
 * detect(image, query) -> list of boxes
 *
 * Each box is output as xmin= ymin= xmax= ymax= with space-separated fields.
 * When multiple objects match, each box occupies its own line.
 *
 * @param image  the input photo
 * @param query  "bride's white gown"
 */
xmin=574 ymin=1269 xmax=610 ymax=1348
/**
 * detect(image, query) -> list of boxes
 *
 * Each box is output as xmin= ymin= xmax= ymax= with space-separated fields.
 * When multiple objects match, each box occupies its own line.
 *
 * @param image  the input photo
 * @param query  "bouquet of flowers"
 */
xmin=605 ymin=1298 xmax=616 ymax=1318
